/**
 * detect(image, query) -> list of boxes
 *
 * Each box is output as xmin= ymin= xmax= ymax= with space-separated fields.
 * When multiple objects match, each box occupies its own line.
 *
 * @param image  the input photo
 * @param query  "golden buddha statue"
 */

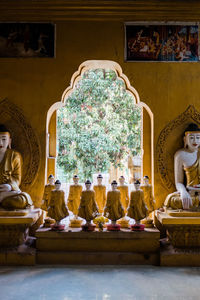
xmin=0 ymin=124 xmax=32 ymax=209
xmin=41 ymin=174 xmax=55 ymax=211
xmin=104 ymin=180 xmax=125 ymax=223
xmin=67 ymin=175 xmax=82 ymax=216
xmin=48 ymin=180 xmax=69 ymax=225
xmin=78 ymin=180 xmax=99 ymax=224
xmin=117 ymin=176 xmax=129 ymax=213
xmin=127 ymin=180 xmax=147 ymax=223
xmin=165 ymin=123 xmax=200 ymax=210
xmin=93 ymin=174 xmax=106 ymax=214
xmin=141 ymin=175 xmax=155 ymax=214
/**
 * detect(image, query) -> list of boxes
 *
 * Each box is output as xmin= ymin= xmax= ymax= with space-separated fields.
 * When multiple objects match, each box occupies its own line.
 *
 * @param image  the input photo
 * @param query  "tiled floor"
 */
xmin=0 ymin=266 xmax=200 ymax=300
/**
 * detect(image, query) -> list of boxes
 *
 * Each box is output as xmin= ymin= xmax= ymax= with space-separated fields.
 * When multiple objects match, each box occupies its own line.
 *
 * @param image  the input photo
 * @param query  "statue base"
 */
xmin=81 ymin=224 xmax=96 ymax=231
xmin=107 ymin=224 xmax=121 ymax=231
xmin=50 ymin=224 xmax=65 ymax=231
xmin=155 ymin=209 xmax=200 ymax=247
xmin=141 ymin=218 xmax=154 ymax=228
xmin=131 ymin=224 xmax=145 ymax=231
xmin=70 ymin=218 xmax=83 ymax=228
xmin=117 ymin=218 xmax=130 ymax=228
xmin=0 ymin=208 xmax=42 ymax=248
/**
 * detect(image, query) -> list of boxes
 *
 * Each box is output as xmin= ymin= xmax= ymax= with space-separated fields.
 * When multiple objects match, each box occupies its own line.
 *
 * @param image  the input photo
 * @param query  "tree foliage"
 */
xmin=57 ymin=69 xmax=141 ymax=182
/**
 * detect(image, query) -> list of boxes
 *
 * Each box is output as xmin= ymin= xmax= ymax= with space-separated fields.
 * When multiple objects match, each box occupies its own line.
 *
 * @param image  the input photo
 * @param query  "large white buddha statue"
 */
xmin=0 ymin=124 xmax=32 ymax=209
xmin=165 ymin=123 xmax=200 ymax=210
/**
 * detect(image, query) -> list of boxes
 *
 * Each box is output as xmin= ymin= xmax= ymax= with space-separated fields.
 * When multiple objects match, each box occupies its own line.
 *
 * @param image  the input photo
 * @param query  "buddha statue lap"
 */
xmin=78 ymin=180 xmax=99 ymax=224
xmin=93 ymin=174 xmax=106 ymax=214
xmin=164 ymin=123 xmax=200 ymax=210
xmin=0 ymin=125 xmax=32 ymax=210
xmin=48 ymin=180 xmax=69 ymax=226
xmin=104 ymin=180 xmax=125 ymax=225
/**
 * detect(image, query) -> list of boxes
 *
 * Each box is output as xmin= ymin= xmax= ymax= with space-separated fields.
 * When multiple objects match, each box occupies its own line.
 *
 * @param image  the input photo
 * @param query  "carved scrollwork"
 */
xmin=0 ymin=99 xmax=41 ymax=189
xmin=156 ymin=105 xmax=200 ymax=191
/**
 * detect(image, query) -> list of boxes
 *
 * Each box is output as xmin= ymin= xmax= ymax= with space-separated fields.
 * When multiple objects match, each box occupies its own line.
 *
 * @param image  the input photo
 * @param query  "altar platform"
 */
xmin=35 ymin=227 xmax=160 ymax=265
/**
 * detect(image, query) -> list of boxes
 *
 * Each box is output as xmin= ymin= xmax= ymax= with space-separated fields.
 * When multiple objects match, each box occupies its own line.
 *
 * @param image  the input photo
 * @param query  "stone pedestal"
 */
xmin=0 ymin=208 xmax=42 ymax=248
xmin=155 ymin=210 xmax=200 ymax=248
xmin=36 ymin=227 xmax=160 ymax=265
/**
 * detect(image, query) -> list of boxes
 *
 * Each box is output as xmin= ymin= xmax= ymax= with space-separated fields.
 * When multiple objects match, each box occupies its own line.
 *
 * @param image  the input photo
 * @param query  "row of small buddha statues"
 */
xmin=1 ymin=122 xmax=200 ymax=219
xmin=41 ymin=173 xmax=155 ymax=230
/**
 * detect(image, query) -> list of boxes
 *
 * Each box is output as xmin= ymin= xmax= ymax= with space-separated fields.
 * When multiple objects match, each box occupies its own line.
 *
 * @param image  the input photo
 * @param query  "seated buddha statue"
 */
xmin=117 ymin=176 xmax=129 ymax=213
xmin=41 ymin=174 xmax=55 ymax=211
xmin=104 ymin=180 xmax=125 ymax=224
xmin=93 ymin=174 xmax=106 ymax=214
xmin=0 ymin=124 xmax=32 ymax=209
xmin=48 ymin=180 xmax=69 ymax=225
xmin=78 ymin=180 xmax=99 ymax=224
xmin=127 ymin=180 xmax=148 ymax=223
xmin=165 ymin=123 xmax=200 ymax=210
xmin=67 ymin=175 xmax=82 ymax=216
xmin=141 ymin=175 xmax=155 ymax=214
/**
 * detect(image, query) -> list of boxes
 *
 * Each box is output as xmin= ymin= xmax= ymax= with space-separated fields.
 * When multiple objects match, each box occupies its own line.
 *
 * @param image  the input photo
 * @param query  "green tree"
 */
xmin=57 ymin=69 xmax=141 ymax=182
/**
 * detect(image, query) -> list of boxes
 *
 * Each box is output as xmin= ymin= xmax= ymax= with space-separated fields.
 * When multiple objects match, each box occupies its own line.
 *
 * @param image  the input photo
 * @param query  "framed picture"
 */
xmin=0 ymin=23 xmax=55 ymax=58
xmin=125 ymin=23 xmax=199 ymax=62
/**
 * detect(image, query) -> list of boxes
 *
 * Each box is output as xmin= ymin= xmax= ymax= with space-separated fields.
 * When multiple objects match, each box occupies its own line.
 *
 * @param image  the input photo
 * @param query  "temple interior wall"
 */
xmin=1 ymin=15 xmax=200 ymax=207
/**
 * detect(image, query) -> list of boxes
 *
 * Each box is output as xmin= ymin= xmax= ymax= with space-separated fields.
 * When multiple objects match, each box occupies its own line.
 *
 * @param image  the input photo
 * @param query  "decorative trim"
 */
xmin=156 ymin=105 xmax=200 ymax=191
xmin=0 ymin=99 xmax=41 ymax=188
xmin=1 ymin=1 xmax=200 ymax=21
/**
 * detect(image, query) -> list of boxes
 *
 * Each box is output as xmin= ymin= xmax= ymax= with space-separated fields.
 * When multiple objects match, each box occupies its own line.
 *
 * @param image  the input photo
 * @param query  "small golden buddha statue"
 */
xmin=41 ymin=174 xmax=55 ymax=211
xmin=165 ymin=123 xmax=200 ymax=210
xmin=78 ymin=180 xmax=99 ymax=224
xmin=104 ymin=180 xmax=125 ymax=224
xmin=141 ymin=175 xmax=155 ymax=214
xmin=0 ymin=124 xmax=32 ymax=209
xmin=117 ymin=176 xmax=129 ymax=213
xmin=67 ymin=175 xmax=83 ymax=216
xmin=48 ymin=180 xmax=69 ymax=225
xmin=93 ymin=174 xmax=106 ymax=214
xmin=127 ymin=180 xmax=147 ymax=224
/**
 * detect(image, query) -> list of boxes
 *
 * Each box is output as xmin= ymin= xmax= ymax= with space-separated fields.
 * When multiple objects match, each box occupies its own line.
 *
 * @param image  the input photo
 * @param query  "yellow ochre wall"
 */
xmin=1 ymin=1 xmax=200 ymax=207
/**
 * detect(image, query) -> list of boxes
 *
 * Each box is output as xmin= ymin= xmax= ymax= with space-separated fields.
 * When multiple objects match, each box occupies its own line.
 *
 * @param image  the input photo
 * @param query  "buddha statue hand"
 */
xmin=181 ymin=190 xmax=193 ymax=210
xmin=0 ymin=184 xmax=12 ymax=192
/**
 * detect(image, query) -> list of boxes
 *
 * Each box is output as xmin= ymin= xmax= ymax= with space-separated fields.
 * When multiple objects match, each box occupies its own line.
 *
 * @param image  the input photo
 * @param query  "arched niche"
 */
xmin=156 ymin=105 xmax=200 ymax=193
xmin=0 ymin=99 xmax=41 ymax=191
xmin=46 ymin=60 xmax=154 ymax=188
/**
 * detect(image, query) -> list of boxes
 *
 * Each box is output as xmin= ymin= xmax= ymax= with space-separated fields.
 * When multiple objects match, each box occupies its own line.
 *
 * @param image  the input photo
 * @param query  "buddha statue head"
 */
xmin=143 ymin=175 xmax=149 ymax=185
xmin=73 ymin=175 xmax=79 ymax=185
xmin=85 ymin=179 xmax=91 ymax=191
xmin=119 ymin=176 xmax=125 ymax=185
xmin=97 ymin=174 xmax=103 ymax=185
xmin=55 ymin=180 xmax=61 ymax=190
xmin=48 ymin=174 xmax=54 ymax=185
xmin=0 ymin=124 xmax=11 ymax=154
xmin=184 ymin=123 xmax=200 ymax=152
xmin=134 ymin=180 xmax=141 ymax=191
xmin=111 ymin=180 xmax=118 ymax=191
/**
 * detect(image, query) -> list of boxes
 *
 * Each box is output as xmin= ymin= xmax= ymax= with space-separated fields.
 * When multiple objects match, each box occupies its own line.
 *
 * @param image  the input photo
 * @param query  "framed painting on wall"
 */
xmin=125 ymin=23 xmax=199 ymax=62
xmin=0 ymin=23 xmax=55 ymax=58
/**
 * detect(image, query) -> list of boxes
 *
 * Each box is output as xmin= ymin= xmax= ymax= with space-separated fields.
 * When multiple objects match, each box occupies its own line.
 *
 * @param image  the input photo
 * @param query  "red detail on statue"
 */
xmin=50 ymin=224 xmax=65 ymax=231
xmin=81 ymin=224 xmax=96 ymax=231
xmin=107 ymin=224 xmax=121 ymax=231
xmin=131 ymin=224 xmax=145 ymax=231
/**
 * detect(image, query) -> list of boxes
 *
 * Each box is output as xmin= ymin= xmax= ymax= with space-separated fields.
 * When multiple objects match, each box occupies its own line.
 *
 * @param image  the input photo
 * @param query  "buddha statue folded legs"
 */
xmin=0 ymin=125 xmax=33 ymax=210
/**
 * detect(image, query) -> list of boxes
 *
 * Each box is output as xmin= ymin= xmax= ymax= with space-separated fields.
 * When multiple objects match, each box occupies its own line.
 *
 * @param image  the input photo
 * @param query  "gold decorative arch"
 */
xmin=46 ymin=60 xmax=154 ymax=187
xmin=156 ymin=105 xmax=200 ymax=192
xmin=0 ymin=99 xmax=41 ymax=190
